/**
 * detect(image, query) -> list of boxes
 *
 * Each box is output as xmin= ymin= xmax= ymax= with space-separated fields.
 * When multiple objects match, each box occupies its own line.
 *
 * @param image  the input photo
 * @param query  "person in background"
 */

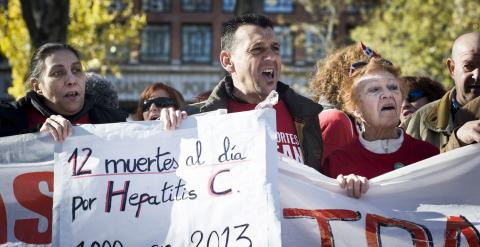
xmin=323 ymin=58 xmax=439 ymax=198
xmin=194 ymin=90 xmax=212 ymax=103
xmin=131 ymin=82 xmax=186 ymax=121
xmin=400 ymin=76 xmax=445 ymax=123
xmin=85 ymin=72 xmax=121 ymax=109
xmin=310 ymin=42 xmax=385 ymax=166
xmin=402 ymin=32 xmax=480 ymax=150
xmin=0 ymin=43 xmax=126 ymax=141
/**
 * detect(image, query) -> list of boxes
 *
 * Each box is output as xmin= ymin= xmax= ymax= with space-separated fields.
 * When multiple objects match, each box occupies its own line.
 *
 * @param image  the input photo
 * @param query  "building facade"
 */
xmin=0 ymin=0 xmax=370 ymax=111
xmin=109 ymin=0 xmax=367 ymax=111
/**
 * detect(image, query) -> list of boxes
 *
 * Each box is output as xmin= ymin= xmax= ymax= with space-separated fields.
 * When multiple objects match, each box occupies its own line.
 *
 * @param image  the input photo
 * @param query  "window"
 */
xmin=143 ymin=0 xmax=171 ymax=12
xmin=274 ymin=26 xmax=293 ymax=64
xmin=264 ymin=0 xmax=293 ymax=13
xmin=223 ymin=0 xmax=236 ymax=12
xmin=182 ymin=25 xmax=212 ymax=63
xmin=182 ymin=0 xmax=212 ymax=12
xmin=140 ymin=25 xmax=171 ymax=62
xmin=304 ymin=29 xmax=326 ymax=63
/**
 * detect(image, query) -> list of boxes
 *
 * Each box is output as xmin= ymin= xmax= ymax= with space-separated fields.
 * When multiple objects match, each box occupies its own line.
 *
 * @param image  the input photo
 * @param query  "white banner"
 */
xmin=52 ymin=109 xmax=281 ymax=247
xmin=280 ymin=145 xmax=480 ymax=247
xmin=1 ymin=110 xmax=479 ymax=247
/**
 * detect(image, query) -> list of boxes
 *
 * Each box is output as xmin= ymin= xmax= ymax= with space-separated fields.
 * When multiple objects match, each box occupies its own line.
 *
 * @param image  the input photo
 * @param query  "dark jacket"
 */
xmin=0 ymin=91 xmax=127 ymax=137
xmin=184 ymin=76 xmax=324 ymax=171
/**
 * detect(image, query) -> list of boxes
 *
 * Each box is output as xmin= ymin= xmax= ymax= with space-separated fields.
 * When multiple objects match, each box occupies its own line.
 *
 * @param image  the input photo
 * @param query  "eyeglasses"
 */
xmin=348 ymin=59 xmax=393 ymax=77
xmin=406 ymin=89 xmax=425 ymax=103
xmin=142 ymin=97 xmax=177 ymax=112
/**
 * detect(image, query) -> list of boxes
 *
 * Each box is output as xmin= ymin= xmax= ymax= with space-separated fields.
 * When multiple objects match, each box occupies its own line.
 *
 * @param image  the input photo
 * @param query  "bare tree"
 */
xmin=20 ymin=0 xmax=69 ymax=48
xmin=297 ymin=0 xmax=377 ymax=53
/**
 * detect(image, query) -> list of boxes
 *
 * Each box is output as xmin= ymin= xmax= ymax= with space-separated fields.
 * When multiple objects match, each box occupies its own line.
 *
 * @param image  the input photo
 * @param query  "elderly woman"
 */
xmin=310 ymin=42 xmax=384 ymax=166
xmin=131 ymin=82 xmax=186 ymax=121
xmin=322 ymin=58 xmax=439 ymax=198
xmin=400 ymin=76 xmax=446 ymax=123
xmin=0 ymin=43 xmax=127 ymax=141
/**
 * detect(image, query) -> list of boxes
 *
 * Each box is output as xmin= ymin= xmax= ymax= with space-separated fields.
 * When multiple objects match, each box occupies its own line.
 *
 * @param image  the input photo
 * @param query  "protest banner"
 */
xmin=280 ymin=144 xmax=480 ymax=246
xmin=52 ymin=109 xmax=281 ymax=246
xmin=0 ymin=133 xmax=54 ymax=246
xmin=1 ymin=109 xmax=480 ymax=246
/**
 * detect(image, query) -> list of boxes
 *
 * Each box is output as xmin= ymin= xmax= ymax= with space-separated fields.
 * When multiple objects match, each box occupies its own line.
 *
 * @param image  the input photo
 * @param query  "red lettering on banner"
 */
xmin=365 ymin=213 xmax=433 ymax=247
xmin=283 ymin=208 xmax=360 ymax=247
xmin=0 ymin=195 xmax=7 ymax=244
xmin=444 ymin=215 xmax=480 ymax=247
xmin=12 ymin=172 xmax=53 ymax=244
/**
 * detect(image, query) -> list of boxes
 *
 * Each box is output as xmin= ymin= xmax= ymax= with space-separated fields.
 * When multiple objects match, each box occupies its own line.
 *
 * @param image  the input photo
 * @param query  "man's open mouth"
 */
xmin=262 ymin=68 xmax=275 ymax=80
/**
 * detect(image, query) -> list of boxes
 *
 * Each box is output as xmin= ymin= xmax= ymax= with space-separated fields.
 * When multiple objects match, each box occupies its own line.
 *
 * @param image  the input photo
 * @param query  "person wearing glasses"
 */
xmin=400 ymin=76 xmax=446 ymax=123
xmin=131 ymin=82 xmax=186 ymax=121
xmin=402 ymin=32 xmax=480 ymax=150
xmin=0 ymin=43 xmax=127 ymax=141
xmin=322 ymin=58 xmax=439 ymax=198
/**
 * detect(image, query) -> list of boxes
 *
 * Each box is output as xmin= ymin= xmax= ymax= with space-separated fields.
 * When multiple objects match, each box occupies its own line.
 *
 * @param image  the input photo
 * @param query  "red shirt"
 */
xmin=323 ymin=134 xmax=439 ymax=179
xmin=319 ymin=109 xmax=359 ymax=166
xmin=26 ymin=105 xmax=90 ymax=129
xmin=228 ymin=99 xmax=303 ymax=163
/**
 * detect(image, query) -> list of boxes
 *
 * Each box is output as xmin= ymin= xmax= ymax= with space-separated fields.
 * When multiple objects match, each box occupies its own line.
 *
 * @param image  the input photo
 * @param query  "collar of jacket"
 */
xmin=22 ymin=91 xmax=96 ymax=122
xmin=200 ymin=76 xmax=323 ymax=118
xmin=424 ymin=89 xmax=453 ymax=132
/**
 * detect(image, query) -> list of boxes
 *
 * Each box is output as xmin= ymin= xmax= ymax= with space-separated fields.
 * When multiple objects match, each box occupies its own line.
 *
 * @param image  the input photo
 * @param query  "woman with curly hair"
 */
xmin=311 ymin=42 xmax=382 ymax=166
xmin=322 ymin=58 xmax=438 ymax=198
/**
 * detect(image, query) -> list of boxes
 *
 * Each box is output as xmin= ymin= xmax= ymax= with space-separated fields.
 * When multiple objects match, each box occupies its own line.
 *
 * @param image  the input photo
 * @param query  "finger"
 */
xmin=175 ymin=110 xmax=182 ymax=128
xmin=52 ymin=115 xmax=71 ymax=140
xmin=44 ymin=119 xmax=61 ymax=142
xmin=336 ymin=174 xmax=346 ymax=189
xmin=472 ymin=132 xmax=480 ymax=143
xmin=360 ymin=177 xmax=369 ymax=194
xmin=50 ymin=117 xmax=65 ymax=142
xmin=168 ymin=107 xmax=176 ymax=130
xmin=180 ymin=111 xmax=187 ymax=119
xmin=160 ymin=108 xmax=171 ymax=130
xmin=353 ymin=178 xmax=362 ymax=198
xmin=345 ymin=176 xmax=354 ymax=198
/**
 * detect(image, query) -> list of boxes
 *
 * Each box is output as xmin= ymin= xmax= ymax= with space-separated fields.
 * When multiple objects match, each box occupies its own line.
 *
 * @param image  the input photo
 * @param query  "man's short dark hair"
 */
xmin=221 ymin=14 xmax=274 ymax=51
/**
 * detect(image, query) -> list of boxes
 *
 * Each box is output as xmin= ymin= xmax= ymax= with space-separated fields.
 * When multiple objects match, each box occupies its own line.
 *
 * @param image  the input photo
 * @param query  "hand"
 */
xmin=456 ymin=120 xmax=480 ymax=144
xmin=39 ymin=115 xmax=73 ymax=142
xmin=337 ymin=174 xmax=369 ymax=199
xmin=158 ymin=107 xmax=187 ymax=131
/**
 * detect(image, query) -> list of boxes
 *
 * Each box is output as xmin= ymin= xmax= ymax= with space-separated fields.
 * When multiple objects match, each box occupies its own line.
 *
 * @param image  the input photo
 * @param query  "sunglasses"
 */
xmin=360 ymin=42 xmax=378 ymax=58
xmin=348 ymin=59 xmax=393 ymax=77
xmin=406 ymin=89 xmax=425 ymax=103
xmin=142 ymin=97 xmax=177 ymax=112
